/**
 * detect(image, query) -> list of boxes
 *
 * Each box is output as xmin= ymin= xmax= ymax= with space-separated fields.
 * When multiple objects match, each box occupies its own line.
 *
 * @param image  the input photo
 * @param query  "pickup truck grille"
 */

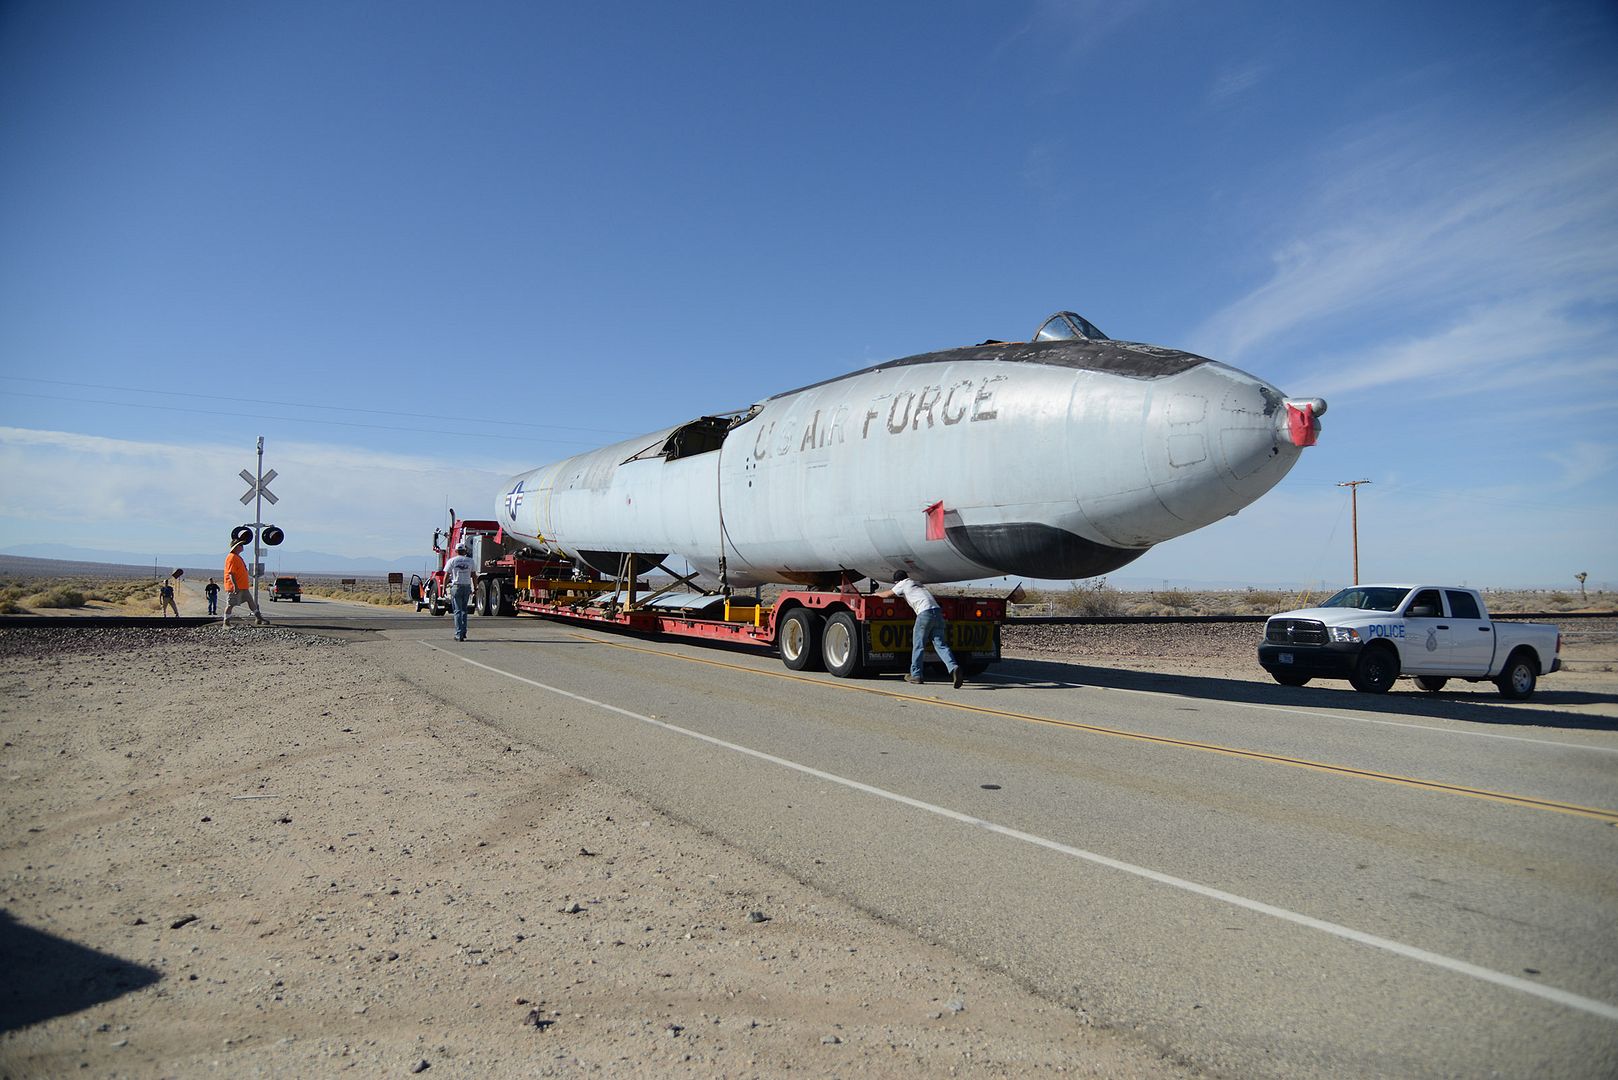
xmin=1266 ymin=618 xmax=1327 ymax=646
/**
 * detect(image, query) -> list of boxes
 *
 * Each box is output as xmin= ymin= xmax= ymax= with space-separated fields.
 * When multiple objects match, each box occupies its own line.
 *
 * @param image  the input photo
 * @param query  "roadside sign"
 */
xmin=240 ymin=468 xmax=279 ymax=505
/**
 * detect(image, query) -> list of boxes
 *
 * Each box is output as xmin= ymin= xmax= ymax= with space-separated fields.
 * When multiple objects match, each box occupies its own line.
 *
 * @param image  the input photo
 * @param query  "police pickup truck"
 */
xmin=1259 ymin=585 xmax=1560 ymax=698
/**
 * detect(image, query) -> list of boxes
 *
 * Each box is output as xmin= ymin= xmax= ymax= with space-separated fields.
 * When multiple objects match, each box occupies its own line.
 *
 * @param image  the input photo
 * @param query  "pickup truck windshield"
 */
xmin=1319 ymin=587 xmax=1410 ymax=612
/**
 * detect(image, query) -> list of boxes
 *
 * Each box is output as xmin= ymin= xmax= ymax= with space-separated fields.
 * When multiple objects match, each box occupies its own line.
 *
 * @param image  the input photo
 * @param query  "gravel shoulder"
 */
xmin=0 ymin=626 xmax=1189 ymax=1079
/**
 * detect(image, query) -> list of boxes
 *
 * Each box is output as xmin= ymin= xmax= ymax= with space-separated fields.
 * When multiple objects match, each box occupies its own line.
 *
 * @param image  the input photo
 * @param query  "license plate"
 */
xmin=1278 ymin=652 xmax=1294 ymax=664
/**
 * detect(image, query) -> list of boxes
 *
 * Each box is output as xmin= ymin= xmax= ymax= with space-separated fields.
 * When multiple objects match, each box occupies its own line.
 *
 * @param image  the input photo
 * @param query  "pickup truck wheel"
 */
xmin=1414 ymin=676 xmax=1448 ymax=692
xmin=1272 ymin=673 xmax=1311 ymax=687
xmin=778 ymin=608 xmax=825 ymax=671
xmin=1350 ymin=645 xmax=1399 ymax=694
xmin=821 ymin=611 xmax=865 ymax=679
xmin=1496 ymin=652 xmax=1537 ymax=700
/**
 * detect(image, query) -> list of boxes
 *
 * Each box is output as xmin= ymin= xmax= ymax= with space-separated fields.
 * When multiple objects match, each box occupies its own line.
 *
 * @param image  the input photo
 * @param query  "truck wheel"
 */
xmin=1272 ymin=673 xmax=1311 ymax=687
xmin=778 ymin=608 xmax=824 ymax=671
xmin=1350 ymin=645 xmax=1399 ymax=694
xmin=1414 ymin=676 xmax=1448 ymax=692
xmin=476 ymin=580 xmax=493 ymax=616
xmin=493 ymin=580 xmax=513 ymax=616
xmin=821 ymin=611 xmax=865 ymax=678
xmin=1496 ymin=652 xmax=1537 ymax=700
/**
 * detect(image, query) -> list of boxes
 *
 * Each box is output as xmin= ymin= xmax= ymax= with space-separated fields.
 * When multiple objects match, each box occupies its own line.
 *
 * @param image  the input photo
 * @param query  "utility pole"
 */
xmin=1338 ymin=479 xmax=1371 ymax=584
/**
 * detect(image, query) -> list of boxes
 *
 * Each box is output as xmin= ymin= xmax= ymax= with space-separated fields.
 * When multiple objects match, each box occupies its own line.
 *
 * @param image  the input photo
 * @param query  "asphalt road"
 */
xmin=249 ymin=603 xmax=1618 ymax=1076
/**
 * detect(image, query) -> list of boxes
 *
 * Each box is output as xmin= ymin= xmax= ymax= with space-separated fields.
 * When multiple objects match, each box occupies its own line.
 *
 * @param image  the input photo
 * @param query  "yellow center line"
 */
xmin=569 ymin=631 xmax=1618 ymax=825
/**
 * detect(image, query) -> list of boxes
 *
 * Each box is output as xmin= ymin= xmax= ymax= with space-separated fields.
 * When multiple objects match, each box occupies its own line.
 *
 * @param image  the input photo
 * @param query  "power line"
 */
xmin=0 ymin=375 xmax=642 ymax=438
xmin=1288 ymin=473 xmax=1611 ymax=516
xmin=2 ymin=391 xmax=617 ymax=447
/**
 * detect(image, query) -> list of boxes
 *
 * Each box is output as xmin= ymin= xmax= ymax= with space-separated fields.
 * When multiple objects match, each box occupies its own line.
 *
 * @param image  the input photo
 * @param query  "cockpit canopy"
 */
xmin=1034 ymin=311 xmax=1108 ymax=343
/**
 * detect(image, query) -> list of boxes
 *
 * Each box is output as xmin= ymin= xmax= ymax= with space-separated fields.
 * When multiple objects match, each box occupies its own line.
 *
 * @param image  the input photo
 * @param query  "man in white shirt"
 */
xmin=444 ymin=544 xmax=478 ymax=641
xmin=876 ymin=572 xmax=965 ymax=688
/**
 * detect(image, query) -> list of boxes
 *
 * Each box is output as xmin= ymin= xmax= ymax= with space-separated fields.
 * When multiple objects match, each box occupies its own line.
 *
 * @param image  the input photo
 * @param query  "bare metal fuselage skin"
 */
xmin=498 ymin=336 xmax=1318 ymax=587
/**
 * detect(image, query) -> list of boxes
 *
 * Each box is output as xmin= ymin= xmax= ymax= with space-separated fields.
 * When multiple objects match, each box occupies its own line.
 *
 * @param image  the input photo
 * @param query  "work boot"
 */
xmin=904 ymin=675 xmax=924 ymax=685
xmin=952 ymin=666 xmax=965 ymax=689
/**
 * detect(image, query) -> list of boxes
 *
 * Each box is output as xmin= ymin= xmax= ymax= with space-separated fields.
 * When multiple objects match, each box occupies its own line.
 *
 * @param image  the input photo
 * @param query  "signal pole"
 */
xmin=254 ymin=437 xmax=264 ymax=604
xmin=1338 ymin=479 xmax=1371 ymax=584
xmin=238 ymin=436 xmax=280 ymax=608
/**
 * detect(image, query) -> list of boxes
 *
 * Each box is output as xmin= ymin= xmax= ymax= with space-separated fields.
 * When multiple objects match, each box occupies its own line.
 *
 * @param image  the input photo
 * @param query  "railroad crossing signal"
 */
xmin=240 ymin=468 xmax=278 ymax=505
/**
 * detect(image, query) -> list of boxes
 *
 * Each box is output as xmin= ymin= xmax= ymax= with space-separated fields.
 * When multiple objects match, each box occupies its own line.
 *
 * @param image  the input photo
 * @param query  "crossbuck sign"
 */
xmin=240 ymin=468 xmax=278 ymax=505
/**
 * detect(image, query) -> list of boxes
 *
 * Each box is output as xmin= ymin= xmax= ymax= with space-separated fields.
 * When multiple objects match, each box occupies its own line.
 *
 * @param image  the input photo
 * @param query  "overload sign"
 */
xmin=867 ymin=619 xmax=999 ymax=660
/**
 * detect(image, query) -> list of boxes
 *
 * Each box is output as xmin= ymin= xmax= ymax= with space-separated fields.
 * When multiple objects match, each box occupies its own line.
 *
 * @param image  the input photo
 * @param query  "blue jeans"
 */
xmin=911 ymin=608 xmax=958 ymax=678
xmin=452 ymin=584 xmax=472 ymax=639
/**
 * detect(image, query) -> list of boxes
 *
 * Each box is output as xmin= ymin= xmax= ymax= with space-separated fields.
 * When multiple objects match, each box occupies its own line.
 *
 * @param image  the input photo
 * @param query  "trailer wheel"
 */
xmin=821 ymin=611 xmax=865 ymax=678
xmin=778 ymin=608 xmax=824 ymax=671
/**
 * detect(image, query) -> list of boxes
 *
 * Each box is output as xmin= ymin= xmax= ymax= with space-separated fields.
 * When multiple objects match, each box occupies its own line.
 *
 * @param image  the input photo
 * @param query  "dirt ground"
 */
xmin=0 ymin=625 xmax=1191 ymax=1079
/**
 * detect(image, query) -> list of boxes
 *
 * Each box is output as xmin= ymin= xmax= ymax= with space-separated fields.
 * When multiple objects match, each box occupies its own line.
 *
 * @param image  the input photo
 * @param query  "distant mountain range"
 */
xmin=1 ymin=543 xmax=434 ymax=576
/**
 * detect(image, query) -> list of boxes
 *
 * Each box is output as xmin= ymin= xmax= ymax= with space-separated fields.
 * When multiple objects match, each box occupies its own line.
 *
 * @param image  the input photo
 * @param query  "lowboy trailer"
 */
xmin=412 ymin=512 xmax=1003 ymax=679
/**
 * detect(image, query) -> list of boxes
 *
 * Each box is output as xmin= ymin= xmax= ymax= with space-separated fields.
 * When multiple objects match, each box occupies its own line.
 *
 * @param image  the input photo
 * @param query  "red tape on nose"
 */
xmin=1286 ymin=402 xmax=1318 ymax=447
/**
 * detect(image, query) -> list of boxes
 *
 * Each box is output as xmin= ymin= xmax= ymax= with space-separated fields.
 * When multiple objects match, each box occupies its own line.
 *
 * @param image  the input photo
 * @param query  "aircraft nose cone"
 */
xmin=1142 ymin=363 xmax=1317 ymax=536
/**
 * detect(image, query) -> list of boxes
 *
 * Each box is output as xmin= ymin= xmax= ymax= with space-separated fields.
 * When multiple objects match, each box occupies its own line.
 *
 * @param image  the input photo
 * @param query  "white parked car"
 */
xmin=1258 ymin=585 xmax=1560 ymax=698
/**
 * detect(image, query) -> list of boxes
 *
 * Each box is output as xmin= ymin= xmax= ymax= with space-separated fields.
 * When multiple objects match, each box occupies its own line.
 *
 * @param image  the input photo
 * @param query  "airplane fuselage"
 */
xmin=499 ymin=330 xmax=1321 ymax=587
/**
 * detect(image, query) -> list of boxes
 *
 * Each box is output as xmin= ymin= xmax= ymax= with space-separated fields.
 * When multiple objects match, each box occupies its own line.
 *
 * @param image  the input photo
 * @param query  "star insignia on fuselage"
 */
xmin=505 ymin=481 xmax=525 ymax=519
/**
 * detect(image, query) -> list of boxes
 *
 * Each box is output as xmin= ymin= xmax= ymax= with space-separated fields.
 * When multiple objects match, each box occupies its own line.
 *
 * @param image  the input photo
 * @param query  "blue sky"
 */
xmin=2 ymin=0 xmax=1615 ymax=588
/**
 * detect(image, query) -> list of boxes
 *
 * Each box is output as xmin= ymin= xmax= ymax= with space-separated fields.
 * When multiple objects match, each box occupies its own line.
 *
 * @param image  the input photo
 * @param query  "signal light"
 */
xmin=232 ymin=524 xmax=286 ymax=546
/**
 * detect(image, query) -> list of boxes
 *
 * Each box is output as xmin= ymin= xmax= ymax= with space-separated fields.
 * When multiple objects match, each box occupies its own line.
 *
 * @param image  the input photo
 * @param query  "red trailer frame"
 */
xmin=413 ymin=514 xmax=1004 ymax=678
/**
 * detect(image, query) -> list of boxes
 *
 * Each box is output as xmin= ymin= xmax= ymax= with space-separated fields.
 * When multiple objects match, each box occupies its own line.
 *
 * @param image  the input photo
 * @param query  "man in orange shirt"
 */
xmin=222 ymin=538 xmax=268 ymax=627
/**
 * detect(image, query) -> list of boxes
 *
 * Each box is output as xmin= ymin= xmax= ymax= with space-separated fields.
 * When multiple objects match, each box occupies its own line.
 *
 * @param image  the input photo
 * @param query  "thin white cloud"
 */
xmin=994 ymin=0 xmax=1157 ymax=63
xmin=1296 ymin=298 xmax=1612 ymax=398
xmin=1206 ymin=61 xmax=1266 ymax=109
xmin=1197 ymin=107 xmax=1618 ymax=366
xmin=0 ymin=427 xmax=511 ymax=559
xmin=1544 ymin=440 xmax=1617 ymax=491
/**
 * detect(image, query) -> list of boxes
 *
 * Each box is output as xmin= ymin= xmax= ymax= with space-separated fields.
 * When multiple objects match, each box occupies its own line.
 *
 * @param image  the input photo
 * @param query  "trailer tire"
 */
xmin=821 ymin=611 xmax=865 ymax=679
xmin=778 ymin=608 xmax=824 ymax=671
